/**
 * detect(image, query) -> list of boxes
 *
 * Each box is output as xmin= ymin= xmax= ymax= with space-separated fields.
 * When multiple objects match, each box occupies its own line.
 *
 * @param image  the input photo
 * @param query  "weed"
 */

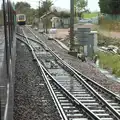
xmin=97 ymin=52 xmax=120 ymax=77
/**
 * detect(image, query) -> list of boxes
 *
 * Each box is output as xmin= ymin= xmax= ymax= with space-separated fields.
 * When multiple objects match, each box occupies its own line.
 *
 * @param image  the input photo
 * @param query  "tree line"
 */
xmin=0 ymin=0 xmax=119 ymax=25
xmin=99 ymin=0 xmax=120 ymax=14
xmin=0 ymin=0 xmax=90 ymax=25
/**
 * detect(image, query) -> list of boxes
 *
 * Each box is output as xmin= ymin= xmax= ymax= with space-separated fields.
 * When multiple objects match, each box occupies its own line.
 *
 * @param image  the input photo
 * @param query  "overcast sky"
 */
xmin=1 ymin=0 xmax=100 ymax=12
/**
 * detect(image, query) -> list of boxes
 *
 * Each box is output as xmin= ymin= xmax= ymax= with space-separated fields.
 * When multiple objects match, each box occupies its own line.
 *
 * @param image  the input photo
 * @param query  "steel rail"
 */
xmin=17 ymin=31 xmax=68 ymax=120
xmin=46 ymin=39 xmax=120 ymax=120
xmin=65 ymin=63 xmax=120 ymax=100
xmin=16 ymin=32 xmax=120 ymax=101
xmin=23 ymin=26 xmax=120 ymax=119
xmin=16 ymin=35 xmax=101 ymax=120
xmin=16 ymin=35 xmax=119 ymax=119
xmin=16 ymin=37 xmax=100 ymax=120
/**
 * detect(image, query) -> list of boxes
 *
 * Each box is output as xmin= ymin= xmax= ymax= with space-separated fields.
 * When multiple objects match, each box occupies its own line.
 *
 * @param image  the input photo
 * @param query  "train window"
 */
xmin=19 ymin=15 xmax=24 ymax=20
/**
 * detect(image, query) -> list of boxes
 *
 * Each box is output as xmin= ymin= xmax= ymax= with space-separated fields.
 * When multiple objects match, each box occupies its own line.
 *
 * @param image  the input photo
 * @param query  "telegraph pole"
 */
xmin=39 ymin=1 xmax=40 ymax=22
xmin=45 ymin=0 xmax=48 ymax=33
xmin=3 ymin=0 xmax=9 ymax=76
xmin=39 ymin=1 xmax=40 ymax=28
xmin=70 ymin=0 xmax=74 ymax=51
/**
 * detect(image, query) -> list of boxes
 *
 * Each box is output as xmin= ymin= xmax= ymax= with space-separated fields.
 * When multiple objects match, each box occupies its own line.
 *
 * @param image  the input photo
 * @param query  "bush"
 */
xmin=97 ymin=52 xmax=120 ymax=77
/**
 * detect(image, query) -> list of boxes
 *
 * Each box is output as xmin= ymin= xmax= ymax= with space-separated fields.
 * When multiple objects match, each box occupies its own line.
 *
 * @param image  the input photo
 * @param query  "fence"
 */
xmin=102 ymin=14 xmax=120 ymax=21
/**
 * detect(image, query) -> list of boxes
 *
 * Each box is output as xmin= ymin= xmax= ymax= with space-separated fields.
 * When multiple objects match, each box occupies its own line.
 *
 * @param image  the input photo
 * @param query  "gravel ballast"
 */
xmin=14 ymin=40 xmax=61 ymax=120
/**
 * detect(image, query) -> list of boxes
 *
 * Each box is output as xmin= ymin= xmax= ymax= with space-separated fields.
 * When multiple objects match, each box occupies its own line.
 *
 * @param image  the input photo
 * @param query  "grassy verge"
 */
xmin=92 ymin=25 xmax=120 ymax=47
xmin=97 ymin=52 xmax=120 ymax=77
xmin=83 ymin=13 xmax=98 ymax=18
xmin=99 ymin=19 xmax=120 ymax=32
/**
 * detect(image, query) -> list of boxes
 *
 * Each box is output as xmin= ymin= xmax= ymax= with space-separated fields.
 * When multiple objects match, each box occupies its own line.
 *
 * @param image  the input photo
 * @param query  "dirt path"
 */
xmin=55 ymin=24 xmax=120 ymax=40
xmin=99 ymin=30 xmax=120 ymax=39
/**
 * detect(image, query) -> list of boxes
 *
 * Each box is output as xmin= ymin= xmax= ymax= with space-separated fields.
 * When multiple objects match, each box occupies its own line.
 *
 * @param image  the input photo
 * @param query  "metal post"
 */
xmin=70 ymin=0 xmax=74 ymax=51
xmin=45 ymin=0 xmax=48 ymax=33
xmin=3 ymin=0 xmax=9 ymax=76
xmin=39 ymin=1 xmax=40 ymax=27
xmin=8 ymin=1 xmax=12 ymax=56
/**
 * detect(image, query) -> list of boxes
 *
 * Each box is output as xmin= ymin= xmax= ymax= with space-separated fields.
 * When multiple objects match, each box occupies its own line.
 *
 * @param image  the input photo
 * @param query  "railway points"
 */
xmin=15 ymin=26 xmax=120 ymax=120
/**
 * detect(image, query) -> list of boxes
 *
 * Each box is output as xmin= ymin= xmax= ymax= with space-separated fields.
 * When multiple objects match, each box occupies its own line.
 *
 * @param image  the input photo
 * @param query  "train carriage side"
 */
xmin=1 ymin=0 xmax=16 ymax=120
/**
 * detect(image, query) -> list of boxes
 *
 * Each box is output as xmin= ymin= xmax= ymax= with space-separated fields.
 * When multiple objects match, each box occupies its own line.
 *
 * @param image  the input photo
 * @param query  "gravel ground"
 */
xmin=14 ymin=40 xmax=61 ymax=120
xmin=28 ymin=28 xmax=120 ymax=96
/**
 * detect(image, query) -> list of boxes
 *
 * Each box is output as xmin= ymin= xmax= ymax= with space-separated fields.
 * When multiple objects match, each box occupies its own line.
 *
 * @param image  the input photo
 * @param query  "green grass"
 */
xmin=97 ymin=52 xmax=120 ymax=77
xmin=83 ymin=13 xmax=98 ymax=18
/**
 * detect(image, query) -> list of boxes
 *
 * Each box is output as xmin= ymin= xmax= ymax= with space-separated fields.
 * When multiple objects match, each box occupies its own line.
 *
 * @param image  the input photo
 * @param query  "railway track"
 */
xmin=16 ymin=26 xmax=120 ymax=120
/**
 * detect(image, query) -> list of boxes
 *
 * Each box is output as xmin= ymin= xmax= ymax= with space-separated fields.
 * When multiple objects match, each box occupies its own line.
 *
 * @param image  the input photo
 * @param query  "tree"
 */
xmin=74 ymin=0 xmax=88 ymax=19
xmin=36 ymin=0 xmax=53 ymax=18
xmin=75 ymin=0 xmax=88 ymax=12
xmin=15 ymin=2 xmax=31 ymax=9
xmin=14 ymin=1 xmax=54 ymax=24
xmin=59 ymin=11 xmax=70 ymax=18
xmin=99 ymin=0 xmax=110 ymax=14
xmin=42 ymin=0 xmax=53 ymax=12
xmin=15 ymin=2 xmax=31 ymax=13
xmin=15 ymin=2 xmax=36 ymax=24
xmin=109 ymin=0 xmax=120 ymax=14
xmin=99 ymin=0 xmax=120 ymax=14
